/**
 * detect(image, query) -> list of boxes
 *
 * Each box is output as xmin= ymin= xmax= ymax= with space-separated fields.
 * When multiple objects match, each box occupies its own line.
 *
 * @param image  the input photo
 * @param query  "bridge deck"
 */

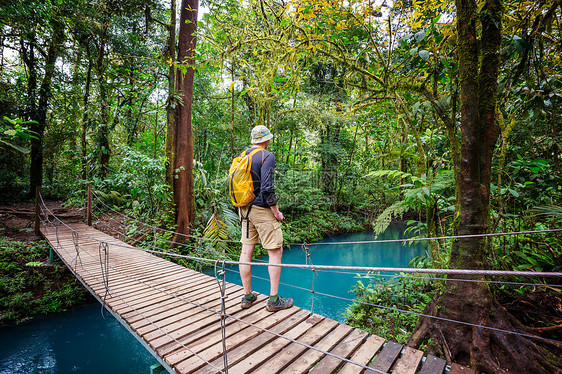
xmin=41 ymin=222 xmax=475 ymax=374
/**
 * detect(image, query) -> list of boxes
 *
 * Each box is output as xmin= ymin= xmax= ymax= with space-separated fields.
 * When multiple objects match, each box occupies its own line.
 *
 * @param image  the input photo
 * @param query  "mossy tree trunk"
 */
xmin=410 ymin=1 xmax=560 ymax=372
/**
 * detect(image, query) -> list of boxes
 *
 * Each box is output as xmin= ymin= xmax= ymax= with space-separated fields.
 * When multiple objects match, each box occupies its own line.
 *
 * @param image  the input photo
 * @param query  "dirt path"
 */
xmin=0 ymin=201 xmax=84 ymax=242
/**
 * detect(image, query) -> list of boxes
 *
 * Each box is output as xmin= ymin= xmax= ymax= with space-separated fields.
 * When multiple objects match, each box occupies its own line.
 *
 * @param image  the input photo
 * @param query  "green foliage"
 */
xmin=0 ymin=237 xmax=88 ymax=325
xmin=282 ymin=210 xmax=363 ymax=244
xmin=344 ymin=272 xmax=434 ymax=344
xmin=367 ymin=169 xmax=455 ymax=235
xmin=0 ymin=117 xmax=38 ymax=153
xmin=493 ymin=156 xmax=562 ymax=213
xmin=276 ymin=168 xmax=331 ymax=214
xmin=489 ymin=219 xmax=562 ymax=277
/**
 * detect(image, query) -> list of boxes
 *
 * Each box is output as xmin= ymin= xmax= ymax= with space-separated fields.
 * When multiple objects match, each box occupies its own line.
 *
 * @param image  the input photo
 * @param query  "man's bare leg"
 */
xmin=240 ymin=244 xmax=255 ymax=294
xmin=267 ymin=247 xmax=283 ymax=296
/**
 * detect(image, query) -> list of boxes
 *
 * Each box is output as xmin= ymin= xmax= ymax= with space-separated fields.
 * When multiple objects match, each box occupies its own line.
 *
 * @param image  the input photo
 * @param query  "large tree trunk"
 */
xmin=171 ymin=0 xmax=198 ymax=244
xmin=24 ymin=19 xmax=64 ymax=197
xmin=409 ymin=1 xmax=560 ymax=372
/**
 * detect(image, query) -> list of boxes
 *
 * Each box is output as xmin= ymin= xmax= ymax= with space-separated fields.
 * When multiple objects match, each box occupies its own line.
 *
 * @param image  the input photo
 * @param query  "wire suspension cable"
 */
xmin=39 ymin=209 xmax=382 ymax=373
xmin=91 ymin=190 xmax=562 ymax=246
xmin=38 ymin=192 xmax=562 ymax=368
xmin=38 ymin=215 xmax=227 ymax=373
xmin=40 ymin=198 xmax=393 ymax=373
xmin=215 ymin=260 xmax=229 ymax=374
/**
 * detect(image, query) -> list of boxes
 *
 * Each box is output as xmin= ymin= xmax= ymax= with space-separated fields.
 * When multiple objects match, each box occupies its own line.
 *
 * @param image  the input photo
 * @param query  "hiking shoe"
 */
xmin=266 ymin=296 xmax=294 ymax=312
xmin=241 ymin=293 xmax=258 ymax=309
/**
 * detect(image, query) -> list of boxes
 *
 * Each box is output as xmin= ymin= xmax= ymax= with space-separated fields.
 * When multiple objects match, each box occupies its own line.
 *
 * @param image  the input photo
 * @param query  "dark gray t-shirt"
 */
xmin=243 ymin=147 xmax=278 ymax=208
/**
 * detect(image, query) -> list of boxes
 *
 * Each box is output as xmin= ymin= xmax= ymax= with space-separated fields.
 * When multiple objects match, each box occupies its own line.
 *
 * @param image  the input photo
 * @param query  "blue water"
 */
xmin=0 ymin=304 xmax=155 ymax=374
xmin=0 ymin=226 xmax=426 ymax=373
xmin=215 ymin=224 xmax=428 ymax=322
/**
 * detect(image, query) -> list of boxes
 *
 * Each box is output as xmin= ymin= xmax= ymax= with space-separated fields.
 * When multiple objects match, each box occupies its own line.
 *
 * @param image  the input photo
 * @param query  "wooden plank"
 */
xmin=192 ymin=310 xmax=314 ymax=374
xmin=393 ymin=347 xmax=424 ymax=374
xmin=449 ymin=363 xmax=476 ymax=374
xmin=94 ymin=270 xmax=198 ymax=299
xmin=278 ymin=324 xmax=352 ymax=373
xmin=123 ymin=282 xmax=230 ymax=324
xmin=135 ymin=287 xmax=245 ymax=336
xmin=369 ymin=341 xmax=403 ymax=373
xmin=172 ymin=307 xmax=303 ymax=373
xmin=219 ymin=314 xmax=335 ymax=374
xmin=309 ymin=328 xmax=369 ymax=373
xmin=107 ymin=275 xmax=217 ymax=312
xmin=146 ymin=290 xmax=248 ymax=349
xmin=42 ymin=225 xmax=479 ymax=374
xmin=338 ymin=334 xmax=386 ymax=374
xmin=127 ymin=283 xmax=237 ymax=330
xmin=158 ymin=294 xmax=270 ymax=357
xmin=163 ymin=299 xmax=282 ymax=363
xmin=417 ymin=354 xmax=446 ymax=374
xmin=106 ymin=273 xmax=217 ymax=307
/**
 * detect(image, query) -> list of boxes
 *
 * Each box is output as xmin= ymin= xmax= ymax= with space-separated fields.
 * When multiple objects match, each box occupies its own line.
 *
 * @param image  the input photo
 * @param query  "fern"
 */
xmin=202 ymin=203 xmax=241 ymax=257
xmin=364 ymin=169 xmax=423 ymax=185
xmin=530 ymin=205 xmax=562 ymax=216
xmin=372 ymin=200 xmax=409 ymax=235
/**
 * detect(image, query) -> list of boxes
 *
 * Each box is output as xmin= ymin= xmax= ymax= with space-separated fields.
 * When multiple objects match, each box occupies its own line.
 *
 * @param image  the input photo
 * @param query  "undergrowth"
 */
xmin=0 ymin=234 xmax=89 ymax=326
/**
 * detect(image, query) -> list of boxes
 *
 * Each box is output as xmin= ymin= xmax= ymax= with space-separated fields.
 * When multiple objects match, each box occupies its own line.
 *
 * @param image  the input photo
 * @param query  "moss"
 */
xmin=0 ymin=237 xmax=90 ymax=326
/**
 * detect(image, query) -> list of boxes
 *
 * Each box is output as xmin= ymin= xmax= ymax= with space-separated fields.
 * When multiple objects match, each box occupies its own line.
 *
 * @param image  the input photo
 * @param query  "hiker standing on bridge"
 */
xmin=237 ymin=125 xmax=294 ymax=312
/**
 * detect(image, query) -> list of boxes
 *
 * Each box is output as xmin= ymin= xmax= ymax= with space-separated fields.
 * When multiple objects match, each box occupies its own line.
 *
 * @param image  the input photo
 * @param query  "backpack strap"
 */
xmin=239 ymin=204 xmax=253 ymax=239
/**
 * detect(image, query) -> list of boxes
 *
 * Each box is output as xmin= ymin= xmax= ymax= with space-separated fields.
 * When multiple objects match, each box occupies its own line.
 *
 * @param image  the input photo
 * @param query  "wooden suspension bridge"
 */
xmin=39 ymin=211 xmax=477 ymax=373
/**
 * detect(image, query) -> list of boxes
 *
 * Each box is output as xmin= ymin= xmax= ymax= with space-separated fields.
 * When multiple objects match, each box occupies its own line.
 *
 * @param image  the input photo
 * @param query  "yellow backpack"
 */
xmin=228 ymin=148 xmax=264 ymax=207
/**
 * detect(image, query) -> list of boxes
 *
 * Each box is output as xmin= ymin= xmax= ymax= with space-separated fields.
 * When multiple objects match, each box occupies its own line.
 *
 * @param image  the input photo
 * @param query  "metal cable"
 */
xmin=38 ymin=192 xmax=562 ymax=365
xmin=91 ymin=190 xmax=562 ymax=246
xmin=220 ymin=267 xmax=562 ymax=345
xmin=39 ymin=216 xmax=226 ymax=373
xmin=40 ymin=211 xmax=381 ymax=374
xmin=214 ymin=260 xmax=229 ymax=374
xmin=98 ymin=241 xmax=112 ymax=320
xmin=309 ymin=289 xmax=562 ymax=346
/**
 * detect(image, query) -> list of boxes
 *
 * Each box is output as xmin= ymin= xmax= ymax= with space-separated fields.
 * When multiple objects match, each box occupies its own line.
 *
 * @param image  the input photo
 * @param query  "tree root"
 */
xmin=526 ymin=323 xmax=562 ymax=335
xmin=408 ymin=282 xmax=562 ymax=373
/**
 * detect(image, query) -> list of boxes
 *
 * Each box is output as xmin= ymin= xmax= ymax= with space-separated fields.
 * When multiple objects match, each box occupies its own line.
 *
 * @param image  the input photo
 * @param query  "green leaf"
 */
xmin=418 ymin=50 xmax=430 ymax=60
xmin=508 ymin=189 xmax=519 ymax=198
xmin=0 ymin=140 xmax=30 ymax=154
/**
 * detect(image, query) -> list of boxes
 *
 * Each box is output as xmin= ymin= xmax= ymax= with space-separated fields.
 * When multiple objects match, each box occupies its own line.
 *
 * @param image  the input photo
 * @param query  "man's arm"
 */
xmin=261 ymin=152 xmax=283 ymax=221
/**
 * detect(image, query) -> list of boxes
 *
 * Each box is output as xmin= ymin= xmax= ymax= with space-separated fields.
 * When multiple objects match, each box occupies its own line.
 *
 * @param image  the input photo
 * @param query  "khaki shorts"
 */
xmin=239 ymin=205 xmax=283 ymax=250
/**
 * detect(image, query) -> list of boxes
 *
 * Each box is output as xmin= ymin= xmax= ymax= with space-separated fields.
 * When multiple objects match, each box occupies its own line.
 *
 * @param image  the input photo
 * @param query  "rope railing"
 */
xmin=36 ymin=190 xmax=562 ymax=373
xmin=78 ymin=201 xmax=562 ymax=291
xmin=37 ymin=198 xmax=228 ymax=373
xmin=37 ymin=193 xmax=389 ymax=374
xmin=91 ymin=189 xmax=562 ymax=246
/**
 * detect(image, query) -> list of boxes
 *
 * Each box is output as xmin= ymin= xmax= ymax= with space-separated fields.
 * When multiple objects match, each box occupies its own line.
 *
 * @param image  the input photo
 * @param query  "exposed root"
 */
xmin=408 ymin=282 xmax=562 ymax=373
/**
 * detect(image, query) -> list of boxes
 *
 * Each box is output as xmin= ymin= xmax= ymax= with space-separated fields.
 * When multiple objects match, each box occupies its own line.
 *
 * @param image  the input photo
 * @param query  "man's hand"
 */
xmin=270 ymin=205 xmax=284 ymax=222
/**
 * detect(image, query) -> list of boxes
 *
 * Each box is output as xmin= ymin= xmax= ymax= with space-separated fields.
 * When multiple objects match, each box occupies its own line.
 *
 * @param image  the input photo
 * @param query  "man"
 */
xmin=238 ymin=125 xmax=294 ymax=312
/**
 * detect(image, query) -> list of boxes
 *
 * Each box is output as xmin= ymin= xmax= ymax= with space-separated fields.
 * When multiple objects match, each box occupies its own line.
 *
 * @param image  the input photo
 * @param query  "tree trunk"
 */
xmin=171 ymin=0 xmax=198 ymax=244
xmin=230 ymin=64 xmax=235 ymax=158
xmin=81 ymin=50 xmax=93 ymax=182
xmin=24 ymin=19 xmax=64 ymax=197
xmin=95 ymin=22 xmax=110 ymax=179
xmin=409 ymin=1 xmax=560 ymax=372
xmin=165 ymin=0 xmax=177 ymax=188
